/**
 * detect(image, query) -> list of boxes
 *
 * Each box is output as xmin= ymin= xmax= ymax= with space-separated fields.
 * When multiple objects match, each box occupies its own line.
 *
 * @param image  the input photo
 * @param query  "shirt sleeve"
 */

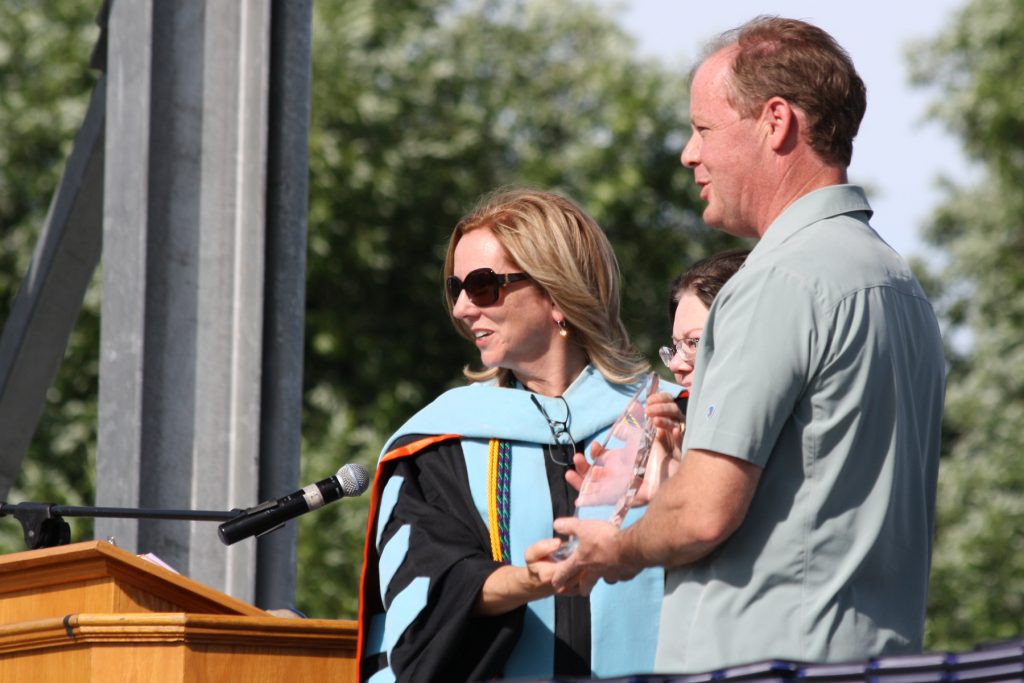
xmin=683 ymin=265 xmax=823 ymax=467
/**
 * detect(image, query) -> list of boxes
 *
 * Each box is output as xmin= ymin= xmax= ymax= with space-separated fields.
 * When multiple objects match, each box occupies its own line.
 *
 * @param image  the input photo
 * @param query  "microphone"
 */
xmin=218 ymin=463 xmax=370 ymax=545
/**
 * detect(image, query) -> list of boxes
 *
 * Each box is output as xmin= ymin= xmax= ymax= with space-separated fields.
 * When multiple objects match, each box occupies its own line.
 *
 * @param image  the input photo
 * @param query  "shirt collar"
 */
xmin=749 ymin=184 xmax=873 ymax=263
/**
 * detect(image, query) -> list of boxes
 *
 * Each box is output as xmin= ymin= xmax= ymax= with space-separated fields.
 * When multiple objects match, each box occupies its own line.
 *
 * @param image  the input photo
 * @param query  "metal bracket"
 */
xmin=0 ymin=502 xmax=72 ymax=549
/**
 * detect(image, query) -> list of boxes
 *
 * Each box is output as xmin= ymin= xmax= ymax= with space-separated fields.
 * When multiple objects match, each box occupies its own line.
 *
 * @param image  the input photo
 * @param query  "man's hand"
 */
xmin=550 ymin=517 xmax=640 ymax=593
xmin=475 ymin=537 xmax=586 ymax=615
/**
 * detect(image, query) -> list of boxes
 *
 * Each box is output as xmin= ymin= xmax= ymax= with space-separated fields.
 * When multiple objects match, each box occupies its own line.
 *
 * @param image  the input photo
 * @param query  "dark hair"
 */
xmin=712 ymin=16 xmax=866 ymax=167
xmin=669 ymin=249 xmax=750 ymax=322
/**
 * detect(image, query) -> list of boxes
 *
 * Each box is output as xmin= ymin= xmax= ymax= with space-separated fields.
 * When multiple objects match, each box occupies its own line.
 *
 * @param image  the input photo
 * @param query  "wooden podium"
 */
xmin=0 ymin=541 xmax=356 ymax=681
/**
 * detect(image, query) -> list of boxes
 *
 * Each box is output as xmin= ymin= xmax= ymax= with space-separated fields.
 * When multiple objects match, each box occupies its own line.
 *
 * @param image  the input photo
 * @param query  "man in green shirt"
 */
xmin=553 ymin=16 xmax=946 ymax=673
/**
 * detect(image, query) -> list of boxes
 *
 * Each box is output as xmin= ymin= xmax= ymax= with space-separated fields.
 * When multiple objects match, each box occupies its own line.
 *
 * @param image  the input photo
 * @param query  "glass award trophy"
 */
xmin=553 ymin=372 xmax=659 ymax=560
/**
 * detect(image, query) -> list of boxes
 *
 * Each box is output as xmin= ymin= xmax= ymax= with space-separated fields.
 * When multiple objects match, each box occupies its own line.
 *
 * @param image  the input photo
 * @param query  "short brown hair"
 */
xmin=711 ymin=16 xmax=866 ymax=167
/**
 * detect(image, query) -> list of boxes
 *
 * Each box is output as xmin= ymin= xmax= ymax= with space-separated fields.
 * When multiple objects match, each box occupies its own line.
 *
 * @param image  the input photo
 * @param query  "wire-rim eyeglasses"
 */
xmin=658 ymin=336 xmax=700 ymax=367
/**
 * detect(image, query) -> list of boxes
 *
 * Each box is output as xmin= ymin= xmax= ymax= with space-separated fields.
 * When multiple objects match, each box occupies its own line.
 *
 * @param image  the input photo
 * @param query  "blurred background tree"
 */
xmin=295 ymin=0 xmax=735 ymax=616
xmin=0 ymin=0 xmax=736 ymax=616
xmin=0 ymin=0 xmax=100 ymax=551
xmin=908 ymin=0 xmax=1024 ymax=651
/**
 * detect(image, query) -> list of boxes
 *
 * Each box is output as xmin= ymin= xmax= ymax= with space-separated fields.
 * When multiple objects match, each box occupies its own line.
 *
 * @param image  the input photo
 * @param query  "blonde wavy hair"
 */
xmin=443 ymin=188 xmax=649 ymax=386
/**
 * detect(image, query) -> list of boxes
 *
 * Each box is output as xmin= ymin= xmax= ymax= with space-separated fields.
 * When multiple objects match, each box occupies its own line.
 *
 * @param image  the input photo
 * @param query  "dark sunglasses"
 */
xmin=446 ymin=268 xmax=530 ymax=307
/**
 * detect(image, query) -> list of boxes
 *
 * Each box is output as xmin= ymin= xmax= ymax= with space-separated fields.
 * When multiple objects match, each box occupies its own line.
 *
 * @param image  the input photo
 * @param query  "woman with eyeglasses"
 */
xmin=358 ymin=188 xmax=681 ymax=682
xmin=660 ymin=249 xmax=750 ymax=390
xmin=642 ymin=250 xmax=750 ymax=461
xmin=573 ymin=249 xmax=751 ymax=510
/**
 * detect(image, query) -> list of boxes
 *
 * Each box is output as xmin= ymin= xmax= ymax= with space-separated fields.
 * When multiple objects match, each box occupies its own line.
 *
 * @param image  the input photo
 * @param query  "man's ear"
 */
xmin=763 ymin=97 xmax=796 ymax=152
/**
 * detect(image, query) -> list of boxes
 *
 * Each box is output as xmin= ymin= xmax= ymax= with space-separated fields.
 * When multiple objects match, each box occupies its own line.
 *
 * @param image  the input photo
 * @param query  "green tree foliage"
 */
xmin=0 ymin=0 xmax=738 ymax=619
xmin=908 ymin=0 xmax=1024 ymax=650
xmin=0 ymin=0 xmax=101 ymax=550
xmin=296 ymin=0 xmax=737 ymax=618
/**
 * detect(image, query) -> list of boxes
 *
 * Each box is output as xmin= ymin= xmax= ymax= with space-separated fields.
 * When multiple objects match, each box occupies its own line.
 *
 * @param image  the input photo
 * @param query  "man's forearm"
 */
xmin=619 ymin=448 xmax=762 ymax=569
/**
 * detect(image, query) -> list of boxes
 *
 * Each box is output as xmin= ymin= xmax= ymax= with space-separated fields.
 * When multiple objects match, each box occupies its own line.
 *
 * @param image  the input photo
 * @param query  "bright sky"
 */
xmin=604 ymin=0 xmax=971 ymax=261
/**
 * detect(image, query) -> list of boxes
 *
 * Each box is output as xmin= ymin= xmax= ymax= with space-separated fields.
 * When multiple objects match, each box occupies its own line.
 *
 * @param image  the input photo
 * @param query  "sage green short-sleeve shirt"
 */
xmin=657 ymin=185 xmax=945 ymax=673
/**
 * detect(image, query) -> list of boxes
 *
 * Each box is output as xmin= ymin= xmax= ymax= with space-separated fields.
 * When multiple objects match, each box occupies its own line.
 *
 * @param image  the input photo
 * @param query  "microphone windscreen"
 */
xmin=338 ymin=463 xmax=370 ymax=496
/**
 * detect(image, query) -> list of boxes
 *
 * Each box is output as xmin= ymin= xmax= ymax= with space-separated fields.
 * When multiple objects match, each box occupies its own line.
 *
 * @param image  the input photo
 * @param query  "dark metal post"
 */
xmin=256 ymin=0 xmax=314 ymax=610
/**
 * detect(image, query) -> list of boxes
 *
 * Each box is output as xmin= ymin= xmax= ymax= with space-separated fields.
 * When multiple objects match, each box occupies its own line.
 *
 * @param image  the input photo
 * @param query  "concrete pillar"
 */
xmin=96 ymin=0 xmax=272 ymax=602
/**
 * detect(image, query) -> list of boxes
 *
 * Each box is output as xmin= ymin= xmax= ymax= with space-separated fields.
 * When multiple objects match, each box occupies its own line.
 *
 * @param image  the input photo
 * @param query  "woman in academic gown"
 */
xmin=358 ymin=188 xmax=681 ymax=682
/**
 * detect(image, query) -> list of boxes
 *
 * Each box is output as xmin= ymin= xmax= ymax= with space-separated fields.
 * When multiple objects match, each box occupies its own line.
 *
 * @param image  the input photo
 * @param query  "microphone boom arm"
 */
xmin=0 ymin=501 xmax=241 ymax=551
xmin=1 ymin=464 xmax=369 ymax=551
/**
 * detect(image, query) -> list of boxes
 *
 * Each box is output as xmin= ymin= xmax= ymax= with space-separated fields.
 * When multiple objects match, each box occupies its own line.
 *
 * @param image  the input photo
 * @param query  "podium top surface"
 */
xmin=0 ymin=540 xmax=266 ymax=620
